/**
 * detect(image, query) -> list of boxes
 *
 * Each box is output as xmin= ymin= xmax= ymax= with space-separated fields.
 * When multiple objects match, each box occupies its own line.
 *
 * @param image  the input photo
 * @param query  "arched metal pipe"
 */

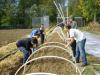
xmin=15 ymin=56 xmax=81 ymax=75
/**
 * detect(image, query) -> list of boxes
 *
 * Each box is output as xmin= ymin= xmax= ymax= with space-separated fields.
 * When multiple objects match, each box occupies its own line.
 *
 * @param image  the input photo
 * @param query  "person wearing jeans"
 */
xmin=76 ymin=39 xmax=87 ymax=65
xmin=64 ymin=25 xmax=88 ymax=66
xmin=18 ymin=47 xmax=30 ymax=63
xmin=16 ymin=36 xmax=38 ymax=64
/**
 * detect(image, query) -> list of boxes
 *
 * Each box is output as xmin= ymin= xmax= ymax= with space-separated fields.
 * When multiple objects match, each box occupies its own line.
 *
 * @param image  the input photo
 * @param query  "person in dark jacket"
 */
xmin=40 ymin=24 xmax=45 ymax=44
xmin=16 ymin=36 xmax=38 ymax=64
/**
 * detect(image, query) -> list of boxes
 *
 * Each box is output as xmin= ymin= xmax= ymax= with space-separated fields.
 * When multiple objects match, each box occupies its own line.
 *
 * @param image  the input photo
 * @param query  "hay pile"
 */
xmin=0 ymin=42 xmax=23 ymax=75
xmin=0 ymin=50 xmax=23 ymax=75
xmin=17 ymin=57 xmax=80 ymax=75
xmin=41 ymin=42 xmax=65 ymax=48
xmin=0 ymin=42 xmax=17 ymax=58
xmin=46 ymin=32 xmax=65 ymax=44
xmin=28 ymin=46 xmax=70 ymax=60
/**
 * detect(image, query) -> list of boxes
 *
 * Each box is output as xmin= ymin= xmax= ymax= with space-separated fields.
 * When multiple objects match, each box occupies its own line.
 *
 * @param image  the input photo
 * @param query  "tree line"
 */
xmin=68 ymin=0 xmax=100 ymax=23
xmin=0 ymin=0 xmax=57 ymax=29
xmin=0 ymin=0 xmax=99 ymax=29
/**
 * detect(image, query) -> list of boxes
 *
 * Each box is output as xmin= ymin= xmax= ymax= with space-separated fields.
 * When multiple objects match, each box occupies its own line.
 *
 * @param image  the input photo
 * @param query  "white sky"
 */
xmin=64 ymin=0 xmax=68 ymax=6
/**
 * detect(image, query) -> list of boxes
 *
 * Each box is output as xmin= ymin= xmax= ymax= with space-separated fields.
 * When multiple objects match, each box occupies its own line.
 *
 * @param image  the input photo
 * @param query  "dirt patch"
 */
xmin=0 ymin=29 xmax=32 ymax=47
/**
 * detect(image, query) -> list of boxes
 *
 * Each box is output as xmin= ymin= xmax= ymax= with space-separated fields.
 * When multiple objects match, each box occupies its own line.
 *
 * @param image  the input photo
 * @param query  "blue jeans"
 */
xmin=75 ymin=39 xmax=87 ymax=64
xmin=18 ymin=47 xmax=30 ymax=64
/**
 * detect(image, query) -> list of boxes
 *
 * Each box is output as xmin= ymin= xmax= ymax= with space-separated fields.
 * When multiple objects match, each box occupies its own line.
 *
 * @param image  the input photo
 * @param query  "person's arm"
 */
xmin=32 ymin=38 xmax=38 ymax=49
xmin=65 ymin=37 xmax=74 ymax=48
xmin=65 ymin=29 xmax=75 ymax=48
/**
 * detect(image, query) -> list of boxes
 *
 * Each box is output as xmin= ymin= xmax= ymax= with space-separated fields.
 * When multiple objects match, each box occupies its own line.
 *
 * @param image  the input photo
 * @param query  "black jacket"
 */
xmin=16 ymin=38 xmax=33 ymax=51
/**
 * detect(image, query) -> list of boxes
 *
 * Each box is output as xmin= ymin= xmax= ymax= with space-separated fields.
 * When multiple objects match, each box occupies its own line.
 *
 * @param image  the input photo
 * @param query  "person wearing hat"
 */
xmin=30 ymin=29 xmax=40 ymax=38
xmin=64 ymin=25 xmax=88 ymax=67
xmin=16 ymin=35 xmax=38 ymax=64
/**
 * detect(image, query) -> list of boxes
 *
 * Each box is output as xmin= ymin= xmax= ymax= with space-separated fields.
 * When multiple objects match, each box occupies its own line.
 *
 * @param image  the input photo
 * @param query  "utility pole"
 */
xmin=65 ymin=0 xmax=69 ymax=24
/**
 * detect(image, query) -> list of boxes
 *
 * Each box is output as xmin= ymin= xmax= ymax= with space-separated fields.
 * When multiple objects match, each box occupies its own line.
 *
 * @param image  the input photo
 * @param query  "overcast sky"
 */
xmin=64 ymin=0 xmax=68 ymax=6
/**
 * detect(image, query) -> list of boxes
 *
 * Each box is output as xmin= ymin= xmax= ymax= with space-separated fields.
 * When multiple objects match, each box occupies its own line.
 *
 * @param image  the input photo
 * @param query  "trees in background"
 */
xmin=0 ymin=0 xmax=57 ymax=28
xmin=0 ymin=0 xmax=17 ymax=28
xmin=68 ymin=0 xmax=100 ymax=23
xmin=0 ymin=0 xmax=100 ymax=29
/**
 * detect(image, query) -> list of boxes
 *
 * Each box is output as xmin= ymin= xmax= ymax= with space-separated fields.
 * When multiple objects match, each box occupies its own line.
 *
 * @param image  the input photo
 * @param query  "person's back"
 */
xmin=16 ymin=37 xmax=38 ymax=64
xmin=69 ymin=29 xmax=85 ymax=42
xmin=30 ymin=29 xmax=40 ymax=38
xmin=16 ymin=38 xmax=33 ymax=51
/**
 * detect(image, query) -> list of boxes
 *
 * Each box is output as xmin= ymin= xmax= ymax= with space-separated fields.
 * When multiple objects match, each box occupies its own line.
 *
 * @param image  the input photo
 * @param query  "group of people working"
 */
xmin=16 ymin=18 xmax=88 ymax=67
xmin=16 ymin=24 xmax=45 ymax=64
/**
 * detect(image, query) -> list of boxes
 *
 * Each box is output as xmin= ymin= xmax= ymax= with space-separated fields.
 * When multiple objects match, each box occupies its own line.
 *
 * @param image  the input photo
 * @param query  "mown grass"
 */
xmin=83 ymin=66 xmax=95 ymax=75
xmin=87 ymin=54 xmax=100 ymax=72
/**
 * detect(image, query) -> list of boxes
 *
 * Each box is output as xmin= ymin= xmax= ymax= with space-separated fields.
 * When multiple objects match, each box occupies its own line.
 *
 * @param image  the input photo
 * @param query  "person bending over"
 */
xmin=64 ymin=25 xmax=88 ymax=67
xmin=16 ymin=36 xmax=38 ymax=64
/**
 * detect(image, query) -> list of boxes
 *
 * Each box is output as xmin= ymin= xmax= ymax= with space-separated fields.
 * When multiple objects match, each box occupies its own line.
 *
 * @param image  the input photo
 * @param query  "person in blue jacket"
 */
xmin=30 ymin=29 xmax=40 ymax=38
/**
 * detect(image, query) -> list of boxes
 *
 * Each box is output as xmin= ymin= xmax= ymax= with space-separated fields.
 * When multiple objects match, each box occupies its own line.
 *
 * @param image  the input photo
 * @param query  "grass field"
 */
xmin=0 ymin=29 xmax=32 ymax=47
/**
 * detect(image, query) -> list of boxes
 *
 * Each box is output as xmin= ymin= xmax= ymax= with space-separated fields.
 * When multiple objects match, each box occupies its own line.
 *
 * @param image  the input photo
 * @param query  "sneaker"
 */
xmin=76 ymin=61 xmax=80 ymax=63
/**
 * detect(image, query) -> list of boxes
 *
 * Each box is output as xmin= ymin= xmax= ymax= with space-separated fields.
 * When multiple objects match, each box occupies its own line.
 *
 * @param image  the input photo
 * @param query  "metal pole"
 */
xmin=67 ymin=6 xmax=68 ymax=25
xmin=66 ymin=0 xmax=69 ymax=25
